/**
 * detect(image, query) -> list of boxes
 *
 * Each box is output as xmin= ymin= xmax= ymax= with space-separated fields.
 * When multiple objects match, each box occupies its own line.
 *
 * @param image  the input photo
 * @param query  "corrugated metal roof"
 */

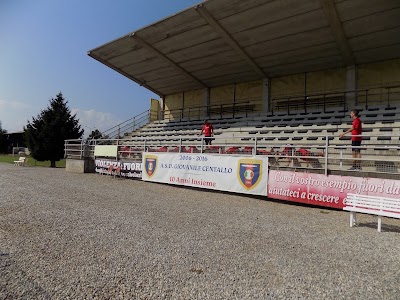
xmin=88 ymin=0 xmax=400 ymax=96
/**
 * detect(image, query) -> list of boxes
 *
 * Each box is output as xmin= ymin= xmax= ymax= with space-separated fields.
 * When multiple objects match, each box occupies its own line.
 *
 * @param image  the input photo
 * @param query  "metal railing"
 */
xmin=161 ymin=98 xmax=262 ymax=121
xmin=91 ymin=109 xmax=153 ymax=140
xmin=158 ymin=87 xmax=400 ymax=123
xmin=381 ymin=84 xmax=400 ymax=108
xmin=271 ymin=86 xmax=400 ymax=114
xmin=65 ymin=134 xmax=400 ymax=176
xmin=98 ymin=88 xmax=399 ymax=141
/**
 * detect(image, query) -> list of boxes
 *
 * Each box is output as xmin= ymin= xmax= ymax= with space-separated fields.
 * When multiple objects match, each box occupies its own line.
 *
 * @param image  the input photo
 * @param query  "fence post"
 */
xmin=325 ymin=136 xmax=329 ymax=176
xmin=179 ymin=138 xmax=182 ymax=153
xmin=339 ymin=147 xmax=344 ymax=170
xmin=254 ymin=137 xmax=257 ymax=156
xmin=80 ymin=140 xmax=83 ymax=159
xmin=92 ymin=139 xmax=97 ymax=158
xmin=387 ymin=87 xmax=391 ymax=108
xmin=287 ymin=97 xmax=290 ymax=115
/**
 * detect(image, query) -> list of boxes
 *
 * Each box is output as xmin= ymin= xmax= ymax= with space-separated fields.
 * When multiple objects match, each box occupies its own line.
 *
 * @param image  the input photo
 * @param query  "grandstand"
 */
xmin=66 ymin=0 xmax=400 ymax=208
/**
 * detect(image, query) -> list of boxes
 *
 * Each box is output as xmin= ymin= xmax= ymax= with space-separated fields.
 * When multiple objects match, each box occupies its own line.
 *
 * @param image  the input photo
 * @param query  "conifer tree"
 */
xmin=0 ymin=121 xmax=7 ymax=153
xmin=25 ymin=92 xmax=83 ymax=167
xmin=88 ymin=129 xmax=103 ymax=139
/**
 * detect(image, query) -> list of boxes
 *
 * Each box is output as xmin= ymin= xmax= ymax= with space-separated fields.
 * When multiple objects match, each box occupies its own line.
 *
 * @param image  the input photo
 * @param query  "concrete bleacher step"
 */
xmin=124 ymin=106 xmax=400 ymax=156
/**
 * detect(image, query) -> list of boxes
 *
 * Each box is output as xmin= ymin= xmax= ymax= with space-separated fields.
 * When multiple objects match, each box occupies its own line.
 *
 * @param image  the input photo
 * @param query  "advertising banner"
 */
xmin=268 ymin=170 xmax=400 ymax=209
xmin=95 ymin=159 xmax=142 ymax=178
xmin=142 ymin=152 xmax=269 ymax=195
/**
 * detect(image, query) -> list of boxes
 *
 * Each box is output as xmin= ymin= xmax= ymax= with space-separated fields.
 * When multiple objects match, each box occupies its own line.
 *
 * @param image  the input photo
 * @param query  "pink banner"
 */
xmin=268 ymin=170 xmax=400 ymax=209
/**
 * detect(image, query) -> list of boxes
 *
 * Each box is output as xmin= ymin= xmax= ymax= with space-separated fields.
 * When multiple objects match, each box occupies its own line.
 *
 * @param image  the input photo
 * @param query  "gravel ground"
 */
xmin=1 ymin=163 xmax=400 ymax=299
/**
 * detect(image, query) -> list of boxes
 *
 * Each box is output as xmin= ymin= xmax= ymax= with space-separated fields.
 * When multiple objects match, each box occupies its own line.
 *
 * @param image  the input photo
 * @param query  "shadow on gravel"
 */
xmin=357 ymin=222 xmax=400 ymax=233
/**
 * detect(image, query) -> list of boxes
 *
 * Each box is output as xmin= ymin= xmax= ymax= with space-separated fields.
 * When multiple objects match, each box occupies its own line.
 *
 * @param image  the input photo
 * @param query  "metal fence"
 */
xmin=271 ymin=86 xmax=400 ymax=114
xmin=161 ymin=98 xmax=262 ymax=121
xmin=65 ymin=134 xmax=400 ymax=176
xmin=92 ymin=110 xmax=152 ymax=140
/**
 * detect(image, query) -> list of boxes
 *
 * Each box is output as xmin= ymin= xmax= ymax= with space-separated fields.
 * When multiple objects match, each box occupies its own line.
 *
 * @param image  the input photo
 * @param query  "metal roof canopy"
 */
xmin=88 ymin=0 xmax=400 ymax=97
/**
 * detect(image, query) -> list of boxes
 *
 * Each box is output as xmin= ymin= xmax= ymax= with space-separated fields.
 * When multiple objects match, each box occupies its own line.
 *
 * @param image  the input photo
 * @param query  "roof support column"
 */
xmin=203 ymin=88 xmax=210 ymax=119
xmin=159 ymin=96 xmax=165 ymax=120
xmin=346 ymin=65 xmax=357 ymax=109
xmin=262 ymin=78 xmax=271 ymax=113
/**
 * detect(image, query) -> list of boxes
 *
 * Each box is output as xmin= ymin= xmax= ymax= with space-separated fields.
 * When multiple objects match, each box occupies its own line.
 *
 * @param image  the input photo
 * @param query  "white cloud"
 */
xmin=0 ymin=99 xmax=34 ymax=132
xmin=72 ymin=108 xmax=121 ymax=136
xmin=0 ymin=99 xmax=31 ymax=110
xmin=0 ymin=100 xmax=121 ymax=136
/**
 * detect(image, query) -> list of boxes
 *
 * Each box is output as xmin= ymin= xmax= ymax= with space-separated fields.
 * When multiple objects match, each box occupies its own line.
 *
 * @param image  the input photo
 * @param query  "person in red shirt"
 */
xmin=199 ymin=120 xmax=214 ymax=145
xmin=339 ymin=109 xmax=362 ymax=170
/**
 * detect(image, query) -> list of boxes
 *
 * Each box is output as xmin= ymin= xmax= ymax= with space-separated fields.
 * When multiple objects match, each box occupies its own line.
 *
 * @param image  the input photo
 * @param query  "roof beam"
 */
xmin=320 ymin=0 xmax=354 ymax=65
xmin=88 ymin=51 xmax=164 ymax=97
xmin=130 ymin=33 xmax=207 ymax=89
xmin=195 ymin=4 xmax=268 ymax=78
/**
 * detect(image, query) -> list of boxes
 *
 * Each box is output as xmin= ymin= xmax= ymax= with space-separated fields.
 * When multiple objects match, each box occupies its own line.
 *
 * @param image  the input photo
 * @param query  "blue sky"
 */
xmin=0 ymin=0 xmax=200 ymax=134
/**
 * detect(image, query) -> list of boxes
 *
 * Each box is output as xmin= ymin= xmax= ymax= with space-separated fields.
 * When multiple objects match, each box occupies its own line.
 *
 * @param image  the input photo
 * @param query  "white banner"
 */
xmin=142 ymin=152 xmax=268 ymax=195
xmin=268 ymin=170 xmax=400 ymax=209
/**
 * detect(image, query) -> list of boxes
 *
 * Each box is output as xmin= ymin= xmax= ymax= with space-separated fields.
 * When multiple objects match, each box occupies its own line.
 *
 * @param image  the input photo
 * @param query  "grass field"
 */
xmin=0 ymin=155 xmax=66 ymax=168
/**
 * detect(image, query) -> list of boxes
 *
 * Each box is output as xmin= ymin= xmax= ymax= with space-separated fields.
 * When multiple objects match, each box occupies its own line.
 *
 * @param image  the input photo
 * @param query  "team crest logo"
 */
xmin=144 ymin=155 xmax=158 ymax=178
xmin=237 ymin=159 xmax=262 ymax=190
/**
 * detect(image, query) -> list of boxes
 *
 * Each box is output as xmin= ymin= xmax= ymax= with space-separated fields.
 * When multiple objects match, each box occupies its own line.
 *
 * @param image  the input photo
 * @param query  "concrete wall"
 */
xmin=306 ymin=68 xmax=346 ymax=94
xmin=66 ymin=158 xmax=95 ymax=173
xmin=161 ymin=58 xmax=400 ymax=119
xmin=271 ymin=73 xmax=305 ymax=99
xmin=270 ymin=68 xmax=346 ymax=98
xmin=209 ymin=81 xmax=262 ymax=105
xmin=270 ymin=59 xmax=400 ymax=109
xmin=358 ymin=58 xmax=400 ymax=106
xmin=164 ymin=93 xmax=183 ymax=120
xmin=235 ymin=80 xmax=262 ymax=100
xmin=183 ymin=89 xmax=203 ymax=119
xmin=236 ymin=80 xmax=263 ymax=111
xmin=210 ymin=84 xmax=235 ymax=106
xmin=150 ymin=98 xmax=160 ymax=121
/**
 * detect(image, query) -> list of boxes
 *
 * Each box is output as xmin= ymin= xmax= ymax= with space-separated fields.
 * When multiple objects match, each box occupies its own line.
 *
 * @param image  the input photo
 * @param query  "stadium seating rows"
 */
xmin=124 ymin=105 xmax=400 ymax=147
xmin=108 ymin=105 xmax=399 ymax=173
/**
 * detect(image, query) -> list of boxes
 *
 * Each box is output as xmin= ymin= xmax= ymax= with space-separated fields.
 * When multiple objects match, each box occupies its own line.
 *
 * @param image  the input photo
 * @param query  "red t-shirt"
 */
xmin=352 ymin=117 xmax=362 ymax=141
xmin=298 ymin=148 xmax=310 ymax=156
xmin=202 ymin=124 xmax=213 ymax=137
xmin=282 ymin=146 xmax=293 ymax=156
